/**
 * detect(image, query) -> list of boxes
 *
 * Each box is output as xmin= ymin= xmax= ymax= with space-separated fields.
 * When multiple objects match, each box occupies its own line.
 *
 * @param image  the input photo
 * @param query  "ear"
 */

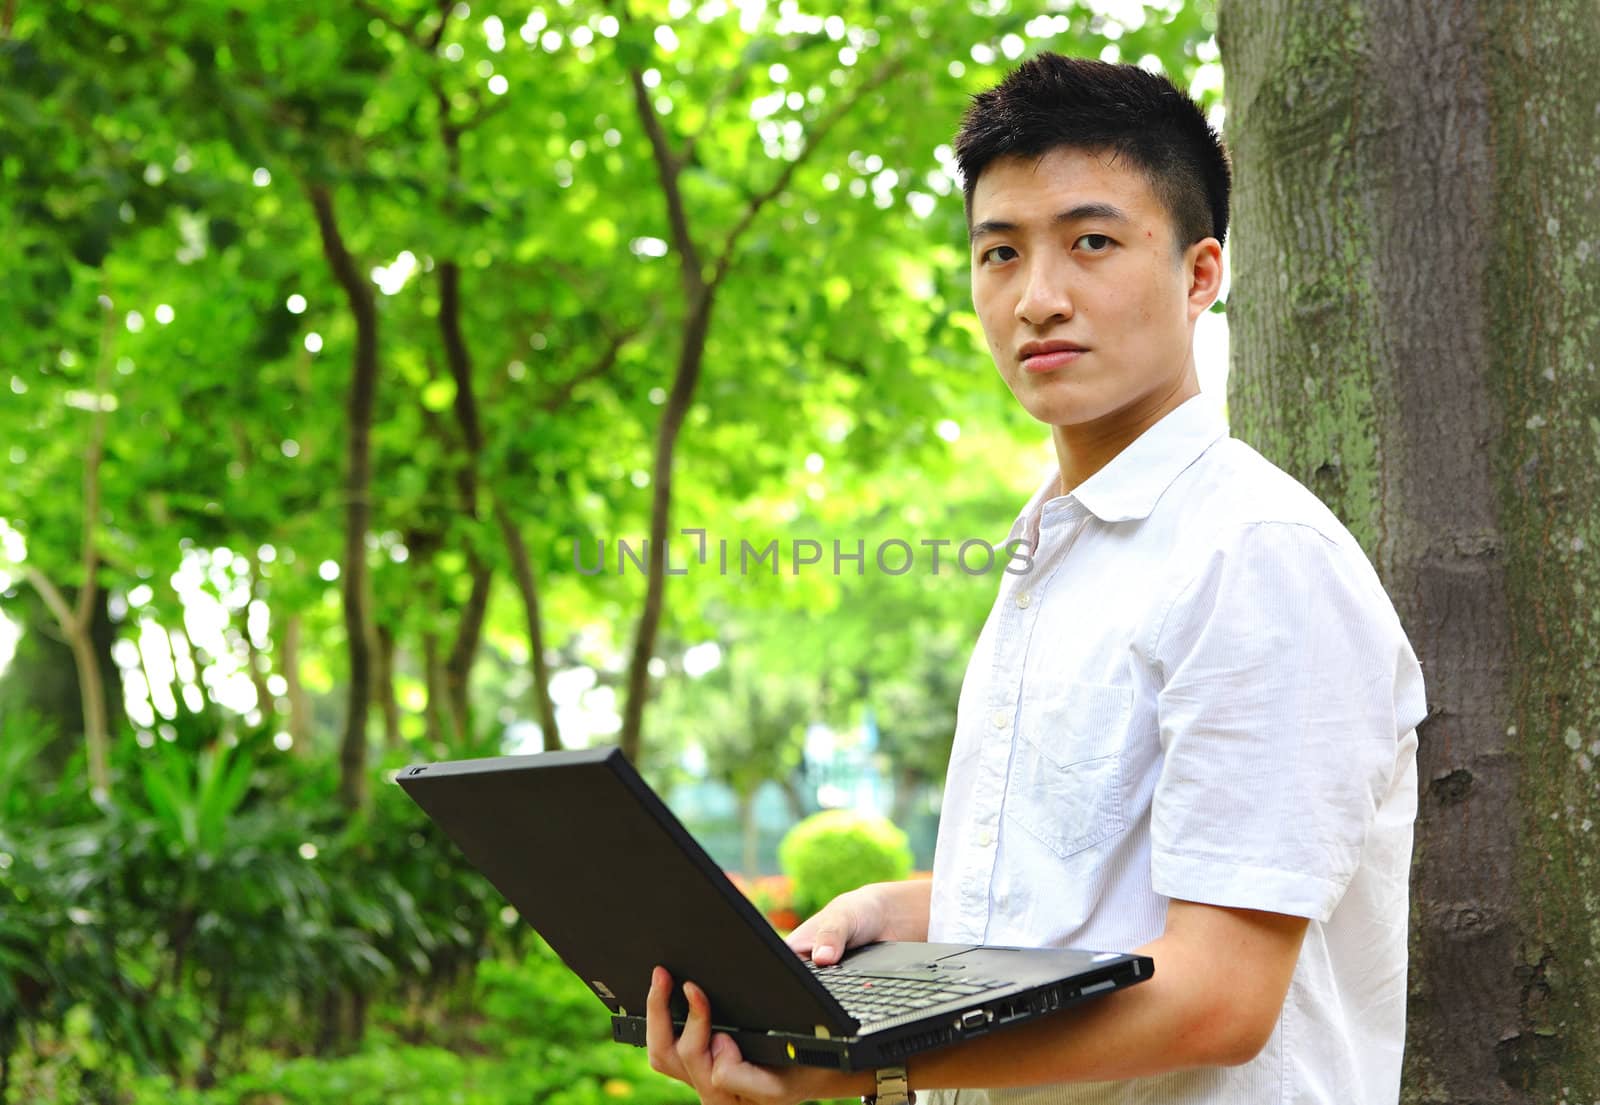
xmin=1185 ymin=238 xmax=1224 ymax=323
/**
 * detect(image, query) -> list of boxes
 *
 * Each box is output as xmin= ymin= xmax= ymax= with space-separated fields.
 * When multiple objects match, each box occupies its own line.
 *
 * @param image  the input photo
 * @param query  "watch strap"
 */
xmin=864 ymin=1064 xmax=914 ymax=1105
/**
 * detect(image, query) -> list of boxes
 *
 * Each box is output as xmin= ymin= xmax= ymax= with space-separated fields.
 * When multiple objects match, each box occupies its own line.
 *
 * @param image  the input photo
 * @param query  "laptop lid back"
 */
xmin=397 ymin=747 xmax=852 ymax=1035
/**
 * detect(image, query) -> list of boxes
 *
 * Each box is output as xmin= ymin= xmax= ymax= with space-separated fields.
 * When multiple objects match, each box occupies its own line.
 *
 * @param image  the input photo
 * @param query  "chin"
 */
xmin=1015 ymin=390 xmax=1112 ymax=429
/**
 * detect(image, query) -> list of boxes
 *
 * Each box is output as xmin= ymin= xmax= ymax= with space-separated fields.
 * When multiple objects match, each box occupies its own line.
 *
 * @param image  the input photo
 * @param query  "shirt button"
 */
xmin=1015 ymin=592 xmax=1031 ymax=609
xmin=976 ymin=828 xmax=994 ymax=847
xmin=990 ymin=708 xmax=1009 ymax=729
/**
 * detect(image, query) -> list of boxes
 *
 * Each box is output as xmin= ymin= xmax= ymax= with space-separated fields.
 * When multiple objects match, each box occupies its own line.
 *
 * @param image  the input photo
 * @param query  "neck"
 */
xmin=1050 ymin=374 xmax=1200 ymax=494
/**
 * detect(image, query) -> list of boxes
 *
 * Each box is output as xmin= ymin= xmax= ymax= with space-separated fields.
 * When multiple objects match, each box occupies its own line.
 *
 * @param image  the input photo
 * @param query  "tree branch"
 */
xmin=73 ymin=294 xmax=116 ymax=628
xmin=425 ymin=0 xmax=454 ymax=52
xmin=351 ymin=0 xmax=428 ymax=45
xmin=622 ymin=40 xmax=705 ymax=294
xmin=707 ymin=53 xmax=905 ymax=291
xmin=681 ymin=61 xmax=758 ymax=168
xmin=307 ymin=182 xmax=380 ymax=811
xmin=24 ymin=567 xmax=75 ymax=636
xmin=539 ymin=329 xmax=635 ymax=413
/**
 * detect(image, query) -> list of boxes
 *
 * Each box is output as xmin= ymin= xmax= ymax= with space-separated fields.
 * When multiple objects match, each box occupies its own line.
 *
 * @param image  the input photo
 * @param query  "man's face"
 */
xmin=968 ymin=146 xmax=1219 ymax=438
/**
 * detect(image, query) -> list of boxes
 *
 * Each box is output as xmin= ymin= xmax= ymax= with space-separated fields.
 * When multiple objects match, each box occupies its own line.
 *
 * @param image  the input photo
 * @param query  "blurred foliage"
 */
xmin=779 ymin=808 xmax=914 ymax=917
xmin=0 ymin=0 xmax=1217 ymax=1098
xmin=0 ymin=0 xmax=1219 ymax=778
xmin=17 ymin=938 xmax=703 ymax=1105
xmin=0 ymin=722 xmax=514 ymax=1101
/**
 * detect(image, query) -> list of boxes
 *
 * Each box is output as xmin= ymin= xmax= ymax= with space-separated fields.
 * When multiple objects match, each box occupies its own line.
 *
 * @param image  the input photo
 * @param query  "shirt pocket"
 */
xmin=1005 ymin=681 xmax=1131 ymax=860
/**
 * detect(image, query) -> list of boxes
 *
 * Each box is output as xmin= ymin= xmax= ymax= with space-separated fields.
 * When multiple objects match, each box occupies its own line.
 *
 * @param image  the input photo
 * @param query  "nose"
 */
xmin=1015 ymin=255 xmax=1074 ymax=327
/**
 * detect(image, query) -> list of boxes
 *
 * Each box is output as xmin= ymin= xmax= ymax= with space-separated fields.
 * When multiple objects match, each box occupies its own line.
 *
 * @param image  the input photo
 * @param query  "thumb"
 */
xmin=795 ymin=907 xmax=857 ymax=965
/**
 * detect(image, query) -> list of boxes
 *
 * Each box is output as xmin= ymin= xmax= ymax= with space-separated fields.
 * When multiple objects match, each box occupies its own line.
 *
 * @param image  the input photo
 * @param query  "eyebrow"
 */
xmin=968 ymin=202 xmax=1133 ymax=244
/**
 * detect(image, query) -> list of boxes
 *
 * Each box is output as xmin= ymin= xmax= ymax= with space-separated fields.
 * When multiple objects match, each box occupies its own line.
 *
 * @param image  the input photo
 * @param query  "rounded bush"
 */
xmin=777 ymin=809 xmax=913 ymax=918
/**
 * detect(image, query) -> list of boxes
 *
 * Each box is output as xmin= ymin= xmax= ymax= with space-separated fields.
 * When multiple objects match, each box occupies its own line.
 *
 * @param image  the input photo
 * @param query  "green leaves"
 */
xmin=137 ymin=741 xmax=254 ymax=859
xmin=0 ymin=4 xmax=1226 ymax=1094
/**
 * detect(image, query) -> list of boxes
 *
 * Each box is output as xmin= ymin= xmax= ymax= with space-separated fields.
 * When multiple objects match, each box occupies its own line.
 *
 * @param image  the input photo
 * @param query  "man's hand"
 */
xmin=641 ymin=879 xmax=927 ymax=1101
xmin=785 ymin=880 xmax=933 ymax=965
xmin=644 ymin=966 xmax=867 ymax=1104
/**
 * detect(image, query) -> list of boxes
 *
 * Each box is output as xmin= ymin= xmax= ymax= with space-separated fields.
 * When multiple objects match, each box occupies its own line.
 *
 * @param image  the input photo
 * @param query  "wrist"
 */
xmin=817 ymin=1069 xmax=877 ymax=1098
xmin=863 ymin=1064 xmax=914 ymax=1105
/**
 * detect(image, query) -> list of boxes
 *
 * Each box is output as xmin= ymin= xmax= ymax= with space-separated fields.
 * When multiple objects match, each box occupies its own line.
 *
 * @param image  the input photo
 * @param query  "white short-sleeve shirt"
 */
xmin=926 ymin=395 xmax=1427 ymax=1105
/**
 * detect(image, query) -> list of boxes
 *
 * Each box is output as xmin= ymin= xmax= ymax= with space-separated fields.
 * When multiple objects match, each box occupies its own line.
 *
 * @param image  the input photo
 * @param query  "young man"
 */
xmin=645 ymin=54 xmax=1426 ymax=1105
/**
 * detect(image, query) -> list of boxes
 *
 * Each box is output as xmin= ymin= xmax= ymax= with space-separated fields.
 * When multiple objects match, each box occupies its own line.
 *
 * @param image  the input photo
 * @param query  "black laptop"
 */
xmin=397 ymin=746 xmax=1152 ymax=1073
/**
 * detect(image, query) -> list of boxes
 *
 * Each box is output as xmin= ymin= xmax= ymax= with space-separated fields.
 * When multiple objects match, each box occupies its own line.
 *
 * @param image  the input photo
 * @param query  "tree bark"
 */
xmin=619 ymin=291 xmax=715 ymax=763
xmin=421 ymin=628 xmax=446 ymax=750
xmin=373 ymin=621 xmax=402 ymax=748
xmin=614 ymin=39 xmax=903 ymax=764
xmin=280 ymin=614 xmax=311 ymax=754
xmin=0 ymin=587 xmax=122 ymax=773
xmin=436 ymin=259 xmax=491 ymax=746
xmin=737 ymin=787 xmax=759 ymax=878
xmin=1220 ymin=1 xmax=1600 ymax=1098
xmin=494 ymin=501 xmax=562 ymax=751
xmin=24 ymin=293 xmax=116 ymax=797
xmin=236 ymin=558 xmax=275 ymax=726
xmin=308 ymin=183 xmax=379 ymax=811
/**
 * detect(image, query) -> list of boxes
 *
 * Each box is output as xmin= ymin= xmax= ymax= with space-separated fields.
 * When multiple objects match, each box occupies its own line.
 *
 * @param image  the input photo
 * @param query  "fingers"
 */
xmin=647 ymin=970 xmax=732 ymax=1100
xmin=648 ymin=970 xmax=822 ymax=1104
xmin=786 ymin=907 xmax=854 ymax=966
xmin=644 ymin=966 xmax=686 ymax=1080
xmin=678 ymin=979 xmax=714 ymax=1062
xmin=808 ymin=913 xmax=854 ymax=965
xmin=785 ymin=914 xmax=820 ymax=955
xmin=706 ymin=1032 xmax=791 ymax=1099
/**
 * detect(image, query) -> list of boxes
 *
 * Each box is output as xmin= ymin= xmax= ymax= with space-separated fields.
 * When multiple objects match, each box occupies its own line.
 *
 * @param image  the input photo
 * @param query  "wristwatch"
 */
xmin=864 ymin=1065 xmax=915 ymax=1105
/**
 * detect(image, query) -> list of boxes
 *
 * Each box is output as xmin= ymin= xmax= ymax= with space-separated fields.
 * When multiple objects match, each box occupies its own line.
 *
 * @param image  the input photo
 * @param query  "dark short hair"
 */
xmin=954 ymin=53 xmax=1230 ymax=248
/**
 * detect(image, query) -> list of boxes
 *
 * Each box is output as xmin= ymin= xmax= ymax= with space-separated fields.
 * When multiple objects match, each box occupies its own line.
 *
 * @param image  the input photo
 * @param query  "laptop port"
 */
xmin=959 ymin=1009 xmax=990 ymax=1031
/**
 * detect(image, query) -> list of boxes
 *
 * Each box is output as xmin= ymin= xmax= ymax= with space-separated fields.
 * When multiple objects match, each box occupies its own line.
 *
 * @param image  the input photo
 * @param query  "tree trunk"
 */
xmin=281 ymin=614 xmax=312 ymax=754
xmin=23 ymin=294 xmax=116 ymax=796
xmin=494 ymin=501 xmax=563 ymax=751
xmin=1220 ymin=1 xmax=1600 ymax=1098
xmin=421 ymin=629 xmax=446 ymax=750
xmin=87 ymin=586 xmax=124 ymax=738
xmin=66 ymin=623 xmax=108 ymax=792
xmin=611 ymin=35 xmax=903 ymax=766
xmin=436 ymin=258 xmax=491 ymax=747
xmin=238 ymin=618 xmax=275 ymax=727
xmin=619 ymin=291 xmax=715 ymax=763
xmin=309 ymin=183 xmax=379 ymax=812
xmin=237 ymin=547 xmax=275 ymax=728
xmin=0 ymin=587 xmax=122 ymax=774
xmin=737 ymin=787 xmax=759 ymax=878
xmin=373 ymin=621 xmax=402 ymax=748
xmin=443 ymin=563 xmax=489 ymax=745
xmin=891 ymin=762 xmax=919 ymax=831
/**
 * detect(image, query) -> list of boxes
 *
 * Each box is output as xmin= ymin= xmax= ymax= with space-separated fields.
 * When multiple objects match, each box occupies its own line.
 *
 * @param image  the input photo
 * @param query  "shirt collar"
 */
xmin=1012 ymin=395 xmax=1228 ymax=545
xmin=1070 ymin=394 xmax=1229 ymax=522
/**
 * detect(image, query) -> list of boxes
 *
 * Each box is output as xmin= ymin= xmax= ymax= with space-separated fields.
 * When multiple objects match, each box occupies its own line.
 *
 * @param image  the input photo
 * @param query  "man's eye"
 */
xmin=1077 ymin=234 xmax=1113 ymax=252
xmin=981 ymin=245 xmax=1017 ymax=264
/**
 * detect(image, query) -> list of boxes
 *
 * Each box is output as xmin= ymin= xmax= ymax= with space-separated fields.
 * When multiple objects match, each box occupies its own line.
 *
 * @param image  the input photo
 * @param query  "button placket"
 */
xmin=977 ymin=510 xmax=1085 ymax=943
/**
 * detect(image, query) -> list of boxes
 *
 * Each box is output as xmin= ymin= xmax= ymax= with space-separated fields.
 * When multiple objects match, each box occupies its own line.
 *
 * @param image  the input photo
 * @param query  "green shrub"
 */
xmin=777 ymin=810 xmax=913 ymax=918
xmin=115 ymin=949 xmax=703 ymax=1105
xmin=475 ymin=937 xmax=608 ymax=1050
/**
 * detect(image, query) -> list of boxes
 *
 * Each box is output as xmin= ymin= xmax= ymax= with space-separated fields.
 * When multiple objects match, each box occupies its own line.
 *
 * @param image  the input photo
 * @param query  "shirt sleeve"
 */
xmin=1147 ymin=521 xmax=1425 ymax=923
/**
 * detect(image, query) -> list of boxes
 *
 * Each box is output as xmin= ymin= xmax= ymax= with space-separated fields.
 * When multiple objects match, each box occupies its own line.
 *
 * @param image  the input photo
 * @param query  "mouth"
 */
xmin=1018 ymin=341 xmax=1089 ymax=374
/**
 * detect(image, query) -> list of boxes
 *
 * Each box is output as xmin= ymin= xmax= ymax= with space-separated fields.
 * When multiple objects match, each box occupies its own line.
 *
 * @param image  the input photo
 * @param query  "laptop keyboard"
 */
xmin=806 ymin=962 xmax=1005 ymax=1023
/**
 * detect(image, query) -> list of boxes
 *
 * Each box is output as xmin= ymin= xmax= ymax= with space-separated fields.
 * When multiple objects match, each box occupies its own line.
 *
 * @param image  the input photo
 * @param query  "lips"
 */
xmin=1018 ymin=340 xmax=1088 ymax=373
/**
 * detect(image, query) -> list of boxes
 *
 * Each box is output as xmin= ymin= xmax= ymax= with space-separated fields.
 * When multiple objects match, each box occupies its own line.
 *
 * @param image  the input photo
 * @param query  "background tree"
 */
xmin=3 ymin=0 xmax=1217 ymax=804
xmin=0 ymin=2 xmax=1226 ymax=1097
xmin=1220 ymin=0 xmax=1600 ymax=1098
